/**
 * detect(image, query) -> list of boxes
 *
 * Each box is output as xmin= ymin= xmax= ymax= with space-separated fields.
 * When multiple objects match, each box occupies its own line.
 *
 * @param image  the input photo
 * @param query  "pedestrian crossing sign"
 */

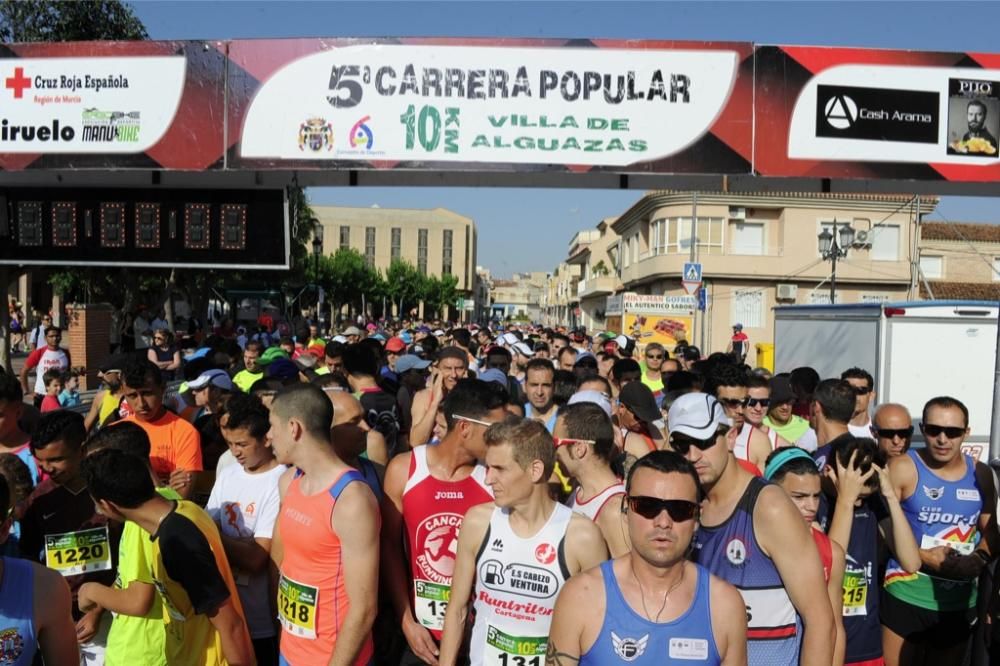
xmin=683 ymin=263 xmax=702 ymax=282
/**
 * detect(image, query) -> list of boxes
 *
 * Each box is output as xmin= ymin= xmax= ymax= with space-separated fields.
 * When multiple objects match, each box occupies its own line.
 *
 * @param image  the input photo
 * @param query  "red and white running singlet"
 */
xmin=402 ymin=445 xmax=493 ymax=639
xmin=570 ymin=482 xmax=625 ymax=522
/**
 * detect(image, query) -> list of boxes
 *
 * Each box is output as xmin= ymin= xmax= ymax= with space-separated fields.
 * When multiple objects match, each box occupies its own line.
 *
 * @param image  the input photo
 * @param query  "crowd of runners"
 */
xmin=0 ymin=319 xmax=996 ymax=666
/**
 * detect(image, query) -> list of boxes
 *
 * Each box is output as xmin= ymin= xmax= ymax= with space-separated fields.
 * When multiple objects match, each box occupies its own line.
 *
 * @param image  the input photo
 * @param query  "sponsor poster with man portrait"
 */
xmin=947 ymin=78 xmax=1000 ymax=157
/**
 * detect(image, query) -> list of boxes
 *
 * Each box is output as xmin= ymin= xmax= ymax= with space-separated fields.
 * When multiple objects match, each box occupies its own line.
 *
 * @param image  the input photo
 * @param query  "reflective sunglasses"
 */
xmin=746 ymin=397 xmax=770 ymax=408
xmin=718 ymin=397 xmax=748 ymax=409
xmin=668 ymin=427 xmax=728 ymax=456
xmin=876 ymin=426 xmax=914 ymax=439
xmin=625 ymin=496 xmax=699 ymax=521
xmin=553 ymin=436 xmax=595 ymax=448
xmin=922 ymin=423 xmax=965 ymax=438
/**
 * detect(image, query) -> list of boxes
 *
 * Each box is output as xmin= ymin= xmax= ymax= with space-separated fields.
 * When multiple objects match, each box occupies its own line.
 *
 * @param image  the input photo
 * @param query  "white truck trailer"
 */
xmin=773 ymin=301 xmax=999 ymax=461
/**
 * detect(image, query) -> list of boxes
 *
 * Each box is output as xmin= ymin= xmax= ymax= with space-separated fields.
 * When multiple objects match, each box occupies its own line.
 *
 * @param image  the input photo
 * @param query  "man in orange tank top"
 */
xmin=269 ymin=384 xmax=380 ymax=666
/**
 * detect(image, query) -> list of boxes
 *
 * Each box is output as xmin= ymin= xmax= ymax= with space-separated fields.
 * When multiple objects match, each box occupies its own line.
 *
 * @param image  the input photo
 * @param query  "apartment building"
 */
xmin=490 ymin=271 xmax=548 ymax=322
xmin=312 ymin=205 xmax=478 ymax=299
xmin=565 ymin=218 xmax=622 ymax=331
xmin=542 ymin=191 xmax=930 ymax=361
xmin=917 ymin=222 xmax=1000 ymax=300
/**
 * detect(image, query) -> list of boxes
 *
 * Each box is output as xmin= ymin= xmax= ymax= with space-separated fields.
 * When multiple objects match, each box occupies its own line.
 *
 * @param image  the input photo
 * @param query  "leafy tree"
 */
xmin=384 ymin=260 xmax=426 ymax=318
xmin=0 ymin=0 xmax=148 ymax=42
xmin=423 ymin=274 xmax=460 ymax=321
xmin=306 ymin=248 xmax=384 ymax=322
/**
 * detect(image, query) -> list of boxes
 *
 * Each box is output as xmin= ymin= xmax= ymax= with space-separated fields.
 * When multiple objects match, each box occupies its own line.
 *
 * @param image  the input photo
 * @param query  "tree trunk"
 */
xmin=161 ymin=269 xmax=177 ymax=333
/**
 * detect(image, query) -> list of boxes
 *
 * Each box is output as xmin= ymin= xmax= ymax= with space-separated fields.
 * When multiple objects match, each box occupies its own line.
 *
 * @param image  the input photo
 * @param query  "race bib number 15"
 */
xmin=44 ymin=526 xmax=111 ymax=576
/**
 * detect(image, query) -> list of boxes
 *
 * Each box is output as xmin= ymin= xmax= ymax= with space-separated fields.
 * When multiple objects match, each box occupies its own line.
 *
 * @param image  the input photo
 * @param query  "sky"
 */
xmin=132 ymin=0 xmax=1000 ymax=277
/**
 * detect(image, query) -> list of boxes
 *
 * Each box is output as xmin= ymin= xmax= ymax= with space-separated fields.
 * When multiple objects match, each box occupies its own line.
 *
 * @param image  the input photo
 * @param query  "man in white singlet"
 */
xmin=438 ymin=418 xmax=608 ymax=666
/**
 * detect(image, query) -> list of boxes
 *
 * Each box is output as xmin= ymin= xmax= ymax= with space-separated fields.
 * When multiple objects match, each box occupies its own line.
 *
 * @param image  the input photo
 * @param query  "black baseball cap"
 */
xmin=619 ymin=381 xmax=662 ymax=423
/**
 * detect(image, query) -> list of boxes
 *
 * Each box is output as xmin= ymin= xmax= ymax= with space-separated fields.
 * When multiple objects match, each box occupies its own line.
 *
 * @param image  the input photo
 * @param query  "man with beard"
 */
xmin=962 ymin=100 xmax=998 ymax=148
xmin=84 ymin=354 xmax=132 ymax=432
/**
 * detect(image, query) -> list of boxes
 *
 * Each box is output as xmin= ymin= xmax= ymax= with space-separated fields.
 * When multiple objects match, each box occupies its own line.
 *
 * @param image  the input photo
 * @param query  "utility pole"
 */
xmin=690 ymin=193 xmax=698 ymax=345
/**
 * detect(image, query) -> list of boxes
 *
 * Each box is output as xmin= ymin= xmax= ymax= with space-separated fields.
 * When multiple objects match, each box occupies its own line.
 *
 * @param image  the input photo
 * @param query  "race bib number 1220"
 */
xmin=44 ymin=526 xmax=111 ymax=576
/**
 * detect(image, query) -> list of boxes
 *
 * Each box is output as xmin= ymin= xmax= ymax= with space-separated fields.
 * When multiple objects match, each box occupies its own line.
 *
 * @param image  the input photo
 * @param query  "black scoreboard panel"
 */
xmin=0 ymin=188 xmax=288 ymax=270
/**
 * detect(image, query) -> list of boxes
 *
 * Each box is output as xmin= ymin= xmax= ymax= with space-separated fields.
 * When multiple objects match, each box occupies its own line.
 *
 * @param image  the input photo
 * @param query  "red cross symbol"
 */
xmin=5 ymin=67 xmax=31 ymax=99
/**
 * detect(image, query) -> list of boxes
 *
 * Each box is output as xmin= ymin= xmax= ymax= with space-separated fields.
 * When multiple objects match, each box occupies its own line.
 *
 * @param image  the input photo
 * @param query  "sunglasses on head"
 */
xmin=625 ymin=496 xmax=699 ymax=521
xmin=553 ymin=436 xmax=595 ymax=448
xmin=668 ymin=426 xmax=728 ymax=456
xmin=876 ymin=426 xmax=914 ymax=439
xmin=746 ymin=397 xmax=770 ymax=408
xmin=922 ymin=423 xmax=965 ymax=438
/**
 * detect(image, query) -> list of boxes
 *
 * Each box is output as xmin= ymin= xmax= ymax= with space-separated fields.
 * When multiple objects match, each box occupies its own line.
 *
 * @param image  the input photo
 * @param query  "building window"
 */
xmin=729 ymin=221 xmax=765 ymax=255
xmin=732 ymin=289 xmax=764 ymax=328
xmin=365 ymin=227 xmax=376 ymax=267
xmin=919 ymin=255 xmax=943 ymax=279
xmin=870 ymin=224 xmax=900 ymax=261
xmin=443 ymin=229 xmax=453 ymax=275
xmin=339 ymin=225 xmax=350 ymax=250
xmin=391 ymin=227 xmax=401 ymax=261
xmin=631 ymin=234 xmax=639 ymax=264
xmin=651 ymin=218 xmax=667 ymax=255
xmin=417 ymin=228 xmax=428 ymax=275
xmin=659 ymin=218 xmax=724 ymax=254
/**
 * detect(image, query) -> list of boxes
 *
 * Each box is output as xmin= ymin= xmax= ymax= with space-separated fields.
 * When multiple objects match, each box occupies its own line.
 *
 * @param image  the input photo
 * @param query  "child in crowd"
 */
xmin=39 ymin=369 xmax=63 ymax=413
xmin=58 ymin=369 xmax=82 ymax=408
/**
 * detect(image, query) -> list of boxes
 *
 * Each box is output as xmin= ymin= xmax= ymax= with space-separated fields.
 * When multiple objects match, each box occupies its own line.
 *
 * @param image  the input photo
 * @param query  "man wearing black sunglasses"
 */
xmin=669 ymin=392 xmax=835 ymax=666
xmin=548 ymin=450 xmax=747 ymax=665
xmin=881 ymin=396 xmax=999 ymax=666
xmin=871 ymin=403 xmax=913 ymax=458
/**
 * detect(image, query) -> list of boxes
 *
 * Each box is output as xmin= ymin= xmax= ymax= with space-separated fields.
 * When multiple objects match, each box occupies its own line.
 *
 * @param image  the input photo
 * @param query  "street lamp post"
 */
xmin=817 ymin=218 xmax=855 ymax=304
xmin=311 ymin=219 xmax=323 ymax=327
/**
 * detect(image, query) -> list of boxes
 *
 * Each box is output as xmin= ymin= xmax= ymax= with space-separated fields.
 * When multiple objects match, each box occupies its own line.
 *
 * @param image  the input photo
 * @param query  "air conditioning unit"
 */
xmin=729 ymin=206 xmax=746 ymax=219
xmin=853 ymin=229 xmax=873 ymax=248
xmin=776 ymin=283 xmax=798 ymax=301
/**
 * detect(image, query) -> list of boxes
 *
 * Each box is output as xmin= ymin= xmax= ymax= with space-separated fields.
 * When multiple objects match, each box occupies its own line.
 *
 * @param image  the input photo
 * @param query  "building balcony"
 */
xmin=577 ymin=275 xmax=620 ymax=298
xmin=619 ymin=249 xmax=911 ymax=287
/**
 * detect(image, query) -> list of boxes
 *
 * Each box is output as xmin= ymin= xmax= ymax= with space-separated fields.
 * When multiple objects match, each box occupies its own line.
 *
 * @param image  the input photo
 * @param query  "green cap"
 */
xmin=597 ymin=331 xmax=616 ymax=340
xmin=258 ymin=347 xmax=290 ymax=366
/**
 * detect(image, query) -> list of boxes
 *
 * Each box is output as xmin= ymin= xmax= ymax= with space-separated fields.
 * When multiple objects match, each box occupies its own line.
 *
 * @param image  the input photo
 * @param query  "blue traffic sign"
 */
xmin=683 ymin=262 xmax=703 ymax=283
xmin=698 ymin=287 xmax=707 ymax=312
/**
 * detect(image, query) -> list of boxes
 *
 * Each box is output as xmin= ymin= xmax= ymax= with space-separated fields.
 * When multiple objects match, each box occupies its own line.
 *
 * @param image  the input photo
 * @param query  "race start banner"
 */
xmin=2 ymin=38 xmax=1000 ymax=182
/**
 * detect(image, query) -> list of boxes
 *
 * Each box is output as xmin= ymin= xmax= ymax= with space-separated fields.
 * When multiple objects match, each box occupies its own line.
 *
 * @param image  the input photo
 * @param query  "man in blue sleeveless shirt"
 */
xmin=670 ymin=392 xmax=835 ymax=666
xmin=548 ymin=450 xmax=747 ymax=665
xmin=0 ymin=474 xmax=78 ymax=665
xmin=882 ymin=396 xmax=998 ymax=665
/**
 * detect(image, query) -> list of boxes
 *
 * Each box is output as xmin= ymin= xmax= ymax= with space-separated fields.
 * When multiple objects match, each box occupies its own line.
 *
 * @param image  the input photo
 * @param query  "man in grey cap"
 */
xmin=341 ymin=325 xmax=363 ymax=344
xmin=764 ymin=376 xmax=818 ymax=452
xmin=669 ymin=392 xmax=835 ymax=666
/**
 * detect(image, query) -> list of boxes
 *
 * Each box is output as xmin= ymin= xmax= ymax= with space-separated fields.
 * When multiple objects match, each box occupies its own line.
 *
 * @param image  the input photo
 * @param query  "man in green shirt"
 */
xmin=763 ymin=376 xmax=818 ymax=451
xmin=233 ymin=342 xmax=265 ymax=394
xmin=77 ymin=422 xmax=181 ymax=666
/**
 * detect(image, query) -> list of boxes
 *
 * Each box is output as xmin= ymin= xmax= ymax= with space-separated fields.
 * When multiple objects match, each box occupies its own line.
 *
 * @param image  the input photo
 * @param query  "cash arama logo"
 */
xmin=816 ymin=84 xmax=938 ymax=144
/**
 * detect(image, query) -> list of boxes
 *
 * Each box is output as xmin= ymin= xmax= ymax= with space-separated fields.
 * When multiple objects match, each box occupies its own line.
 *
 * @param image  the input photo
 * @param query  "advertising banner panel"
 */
xmin=624 ymin=312 xmax=693 ymax=349
xmin=0 ymin=41 xmax=226 ymax=171
xmin=755 ymin=45 xmax=1000 ymax=183
xmin=228 ymin=38 xmax=754 ymax=174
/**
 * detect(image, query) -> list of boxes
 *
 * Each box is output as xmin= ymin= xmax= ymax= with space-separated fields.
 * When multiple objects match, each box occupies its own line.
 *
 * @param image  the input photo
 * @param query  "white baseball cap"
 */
xmin=668 ymin=392 xmax=731 ymax=439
